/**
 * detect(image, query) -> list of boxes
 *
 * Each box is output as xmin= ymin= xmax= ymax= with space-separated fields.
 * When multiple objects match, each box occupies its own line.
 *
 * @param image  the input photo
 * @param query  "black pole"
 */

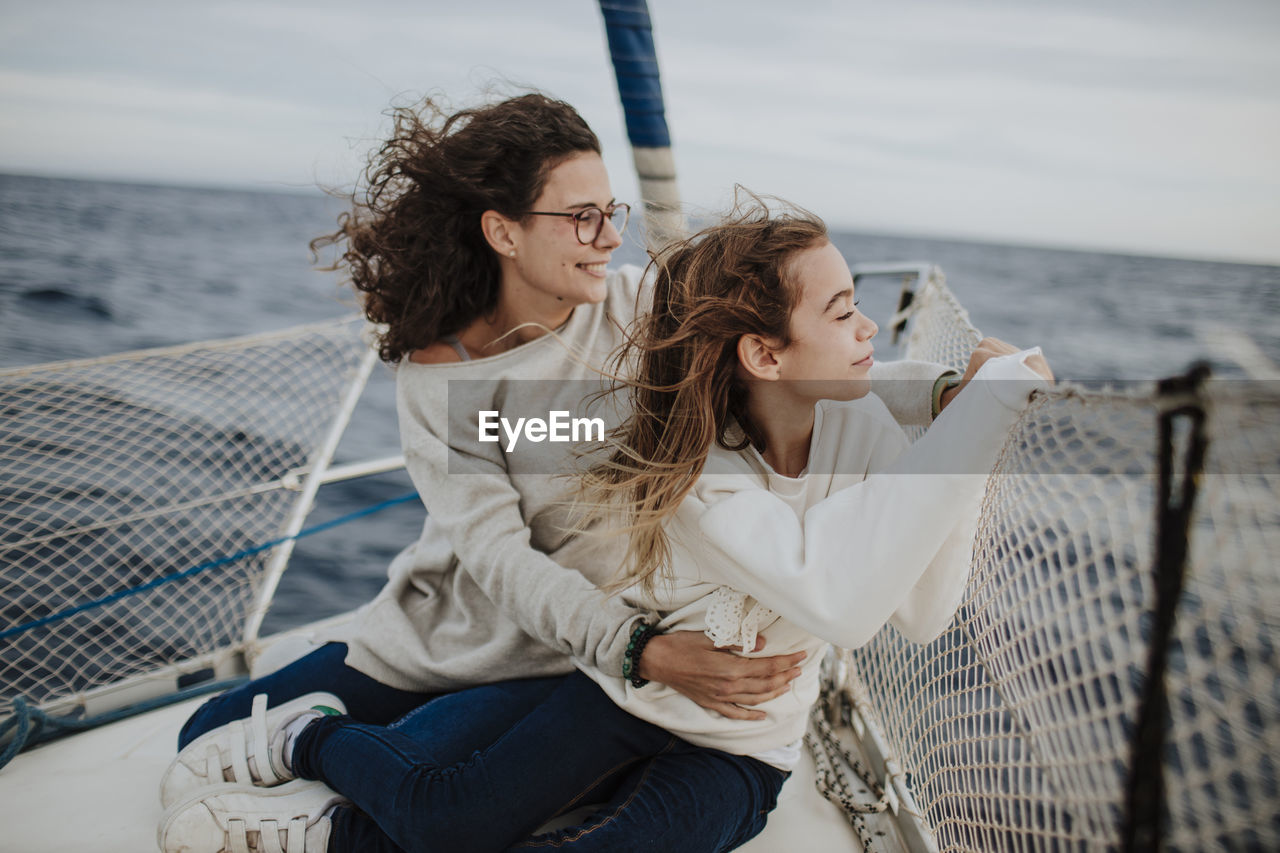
xmin=1121 ymin=362 xmax=1211 ymax=851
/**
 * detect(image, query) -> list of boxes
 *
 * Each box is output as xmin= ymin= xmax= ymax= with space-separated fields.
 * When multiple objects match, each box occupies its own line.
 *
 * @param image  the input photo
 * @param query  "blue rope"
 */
xmin=0 ymin=490 xmax=420 ymax=641
xmin=0 ymin=677 xmax=249 ymax=771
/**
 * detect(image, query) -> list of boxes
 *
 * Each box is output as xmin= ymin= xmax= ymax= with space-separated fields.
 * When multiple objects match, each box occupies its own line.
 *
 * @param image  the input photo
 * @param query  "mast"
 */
xmin=598 ymin=0 xmax=686 ymax=250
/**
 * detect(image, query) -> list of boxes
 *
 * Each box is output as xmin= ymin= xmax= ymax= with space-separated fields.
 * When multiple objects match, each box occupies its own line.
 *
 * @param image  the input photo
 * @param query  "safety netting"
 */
xmin=836 ymin=269 xmax=1279 ymax=851
xmin=0 ymin=319 xmax=370 ymax=714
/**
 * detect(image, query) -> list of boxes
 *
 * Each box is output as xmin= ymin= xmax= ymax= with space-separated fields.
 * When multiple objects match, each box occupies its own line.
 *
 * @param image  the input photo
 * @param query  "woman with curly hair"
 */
xmin=159 ymin=95 xmax=965 ymax=852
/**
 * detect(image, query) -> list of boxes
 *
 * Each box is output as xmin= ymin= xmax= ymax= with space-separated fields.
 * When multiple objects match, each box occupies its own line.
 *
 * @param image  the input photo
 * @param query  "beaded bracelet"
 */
xmin=931 ymin=371 xmax=962 ymax=420
xmin=622 ymin=622 xmax=662 ymax=688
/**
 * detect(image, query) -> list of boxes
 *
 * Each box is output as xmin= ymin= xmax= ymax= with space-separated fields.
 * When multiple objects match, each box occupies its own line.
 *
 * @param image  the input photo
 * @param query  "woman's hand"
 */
xmin=636 ymin=631 xmax=806 ymax=721
xmin=939 ymin=337 xmax=1054 ymax=411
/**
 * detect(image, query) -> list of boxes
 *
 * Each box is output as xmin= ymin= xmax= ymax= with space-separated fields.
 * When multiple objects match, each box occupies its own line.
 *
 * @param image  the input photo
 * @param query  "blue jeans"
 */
xmin=294 ymin=670 xmax=787 ymax=853
xmin=178 ymin=643 xmax=438 ymax=749
xmin=179 ymin=644 xmax=787 ymax=851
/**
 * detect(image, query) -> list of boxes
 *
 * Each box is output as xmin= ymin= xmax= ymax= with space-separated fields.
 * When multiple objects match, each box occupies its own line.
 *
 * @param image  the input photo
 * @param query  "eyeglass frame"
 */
xmin=522 ymin=202 xmax=631 ymax=245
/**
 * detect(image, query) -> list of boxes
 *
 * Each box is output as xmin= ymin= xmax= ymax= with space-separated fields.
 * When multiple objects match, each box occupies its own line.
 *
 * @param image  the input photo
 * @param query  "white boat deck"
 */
xmin=2 ymin=695 xmax=206 ymax=851
xmin=1 ymin=691 xmax=917 ymax=852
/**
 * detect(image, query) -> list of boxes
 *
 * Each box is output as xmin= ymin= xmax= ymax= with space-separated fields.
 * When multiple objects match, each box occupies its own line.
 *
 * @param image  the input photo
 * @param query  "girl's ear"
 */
xmin=737 ymin=334 xmax=782 ymax=381
xmin=481 ymin=210 xmax=519 ymax=257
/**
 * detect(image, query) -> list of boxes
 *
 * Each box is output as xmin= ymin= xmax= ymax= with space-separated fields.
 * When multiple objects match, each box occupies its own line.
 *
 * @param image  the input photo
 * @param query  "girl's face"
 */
xmin=504 ymin=151 xmax=622 ymax=310
xmin=775 ymin=240 xmax=878 ymax=401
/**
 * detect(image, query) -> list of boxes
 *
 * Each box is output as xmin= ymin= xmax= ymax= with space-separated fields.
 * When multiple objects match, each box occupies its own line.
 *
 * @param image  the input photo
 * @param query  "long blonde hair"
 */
xmin=581 ymin=197 xmax=828 ymax=594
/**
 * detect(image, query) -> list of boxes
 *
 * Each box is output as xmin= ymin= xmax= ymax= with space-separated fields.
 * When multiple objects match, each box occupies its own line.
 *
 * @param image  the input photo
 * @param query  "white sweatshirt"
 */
xmin=580 ymin=350 xmax=1048 ymax=767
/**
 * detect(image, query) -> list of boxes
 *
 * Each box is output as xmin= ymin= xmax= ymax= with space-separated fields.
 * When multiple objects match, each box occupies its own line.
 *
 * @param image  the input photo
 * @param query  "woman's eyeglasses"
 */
xmin=523 ymin=203 xmax=631 ymax=245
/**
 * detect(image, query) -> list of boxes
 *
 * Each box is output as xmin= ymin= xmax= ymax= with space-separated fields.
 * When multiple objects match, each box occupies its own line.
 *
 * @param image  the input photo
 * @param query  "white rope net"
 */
xmin=0 ymin=319 xmax=369 ymax=713
xmin=839 ymin=270 xmax=1280 ymax=851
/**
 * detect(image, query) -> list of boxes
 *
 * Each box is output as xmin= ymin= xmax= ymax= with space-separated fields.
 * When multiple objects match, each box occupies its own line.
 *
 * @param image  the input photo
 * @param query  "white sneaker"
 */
xmin=158 ymin=779 xmax=345 ymax=853
xmin=161 ymin=692 xmax=346 ymax=809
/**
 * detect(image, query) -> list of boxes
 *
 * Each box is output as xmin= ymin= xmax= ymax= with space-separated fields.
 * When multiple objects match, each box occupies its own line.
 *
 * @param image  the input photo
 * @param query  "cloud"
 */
xmin=0 ymin=0 xmax=1275 ymax=262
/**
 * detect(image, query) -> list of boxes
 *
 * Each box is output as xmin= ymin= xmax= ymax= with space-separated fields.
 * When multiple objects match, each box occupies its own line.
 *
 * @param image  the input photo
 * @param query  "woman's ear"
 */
xmin=481 ymin=210 xmax=519 ymax=258
xmin=737 ymin=334 xmax=782 ymax=381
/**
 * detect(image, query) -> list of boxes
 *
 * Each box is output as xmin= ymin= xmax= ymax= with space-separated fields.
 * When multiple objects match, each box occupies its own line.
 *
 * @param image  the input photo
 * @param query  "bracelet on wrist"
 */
xmin=931 ymin=371 xmax=962 ymax=420
xmin=622 ymin=622 xmax=662 ymax=688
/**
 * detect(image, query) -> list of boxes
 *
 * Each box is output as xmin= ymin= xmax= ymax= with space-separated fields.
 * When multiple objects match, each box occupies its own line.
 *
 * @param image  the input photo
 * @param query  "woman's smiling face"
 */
xmin=504 ymin=151 xmax=623 ymax=309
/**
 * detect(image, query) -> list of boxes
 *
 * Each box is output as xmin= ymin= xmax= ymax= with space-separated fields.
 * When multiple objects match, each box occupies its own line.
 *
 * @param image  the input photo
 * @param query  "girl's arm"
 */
xmin=694 ymin=350 xmax=1048 ymax=649
xmin=886 ymin=504 xmax=980 ymax=643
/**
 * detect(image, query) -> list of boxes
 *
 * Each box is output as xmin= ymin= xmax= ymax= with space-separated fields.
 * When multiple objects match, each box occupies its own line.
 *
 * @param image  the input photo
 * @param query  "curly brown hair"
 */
xmin=580 ymin=194 xmax=829 ymax=593
xmin=312 ymin=93 xmax=601 ymax=363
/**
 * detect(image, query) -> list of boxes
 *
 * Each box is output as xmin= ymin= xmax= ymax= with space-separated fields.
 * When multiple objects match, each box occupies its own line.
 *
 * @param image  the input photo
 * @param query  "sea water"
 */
xmin=2 ymin=172 xmax=1277 ymax=632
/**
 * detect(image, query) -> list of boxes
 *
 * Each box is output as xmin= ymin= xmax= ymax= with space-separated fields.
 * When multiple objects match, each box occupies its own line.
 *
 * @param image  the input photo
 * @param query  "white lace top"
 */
xmin=704 ymin=587 xmax=775 ymax=652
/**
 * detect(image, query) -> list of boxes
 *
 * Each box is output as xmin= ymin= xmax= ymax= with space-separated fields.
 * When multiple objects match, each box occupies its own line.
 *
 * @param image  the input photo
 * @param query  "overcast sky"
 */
xmin=1 ymin=0 xmax=1276 ymax=264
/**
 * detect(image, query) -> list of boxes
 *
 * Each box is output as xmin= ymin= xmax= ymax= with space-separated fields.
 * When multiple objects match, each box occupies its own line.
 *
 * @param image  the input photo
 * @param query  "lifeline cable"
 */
xmin=0 ymin=491 xmax=420 ymax=642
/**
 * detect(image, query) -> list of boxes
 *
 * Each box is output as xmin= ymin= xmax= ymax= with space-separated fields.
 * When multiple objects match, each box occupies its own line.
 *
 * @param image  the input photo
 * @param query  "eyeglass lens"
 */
xmin=574 ymin=205 xmax=630 ymax=243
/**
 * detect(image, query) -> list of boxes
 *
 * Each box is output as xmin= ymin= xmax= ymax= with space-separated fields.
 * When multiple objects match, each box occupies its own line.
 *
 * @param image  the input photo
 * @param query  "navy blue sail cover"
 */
xmin=599 ymin=0 xmax=672 ymax=148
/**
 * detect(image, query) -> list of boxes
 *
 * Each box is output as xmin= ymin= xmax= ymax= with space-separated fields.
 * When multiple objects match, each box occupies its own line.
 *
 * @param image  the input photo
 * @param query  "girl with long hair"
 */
xmin=567 ymin=197 xmax=1052 ymax=768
